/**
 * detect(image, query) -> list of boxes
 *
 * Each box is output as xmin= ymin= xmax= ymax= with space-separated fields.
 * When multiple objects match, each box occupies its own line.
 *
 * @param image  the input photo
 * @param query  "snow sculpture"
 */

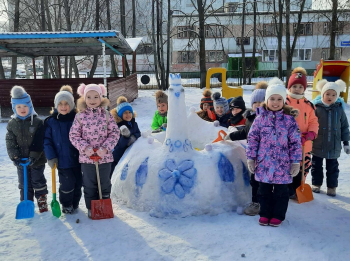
xmin=111 ymin=73 xmax=251 ymax=218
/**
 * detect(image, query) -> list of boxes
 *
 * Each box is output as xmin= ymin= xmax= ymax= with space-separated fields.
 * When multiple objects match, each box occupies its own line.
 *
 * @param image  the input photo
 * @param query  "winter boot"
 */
xmin=327 ymin=187 xmax=336 ymax=197
xmin=37 ymin=194 xmax=48 ymax=213
xmin=62 ymin=205 xmax=75 ymax=214
xmin=258 ymin=217 xmax=269 ymax=226
xmin=269 ymin=218 xmax=282 ymax=227
xmin=244 ymin=202 xmax=260 ymax=216
xmin=312 ymin=185 xmax=321 ymax=193
xmin=88 ymin=209 xmax=92 ymax=219
xmin=289 ymin=193 xmax=297 ymax=200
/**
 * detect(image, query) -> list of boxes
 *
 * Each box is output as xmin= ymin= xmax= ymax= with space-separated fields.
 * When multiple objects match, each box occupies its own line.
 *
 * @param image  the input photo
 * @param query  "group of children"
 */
xmin=6 ymin=66 xmax=350 ymax=225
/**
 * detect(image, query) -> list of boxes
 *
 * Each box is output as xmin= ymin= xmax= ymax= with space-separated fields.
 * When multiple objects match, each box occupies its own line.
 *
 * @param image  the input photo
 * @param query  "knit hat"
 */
xmin=287 ymin=67 xmax=307 ymax=90
xmin=229 ymin=96 xmax=246 ymax=111
xmin=316 ymin=79 xmax=346 ymax=100
xmin=200 ymin=89 xmax=213 ymax=110
xmin=77 ymin=83 xmax=107 ymax=100
xmin=265 ymin=78 xmax=287 ymax=103
xmin=212 ymin=92 xmax=229 ymax=114
xmin=155 ymin=90 xmax=168 ymax=105
xmin=116 ymin=96 xmax=133 ymax=118
xmin=10 ymin=85 xmax=34 ymax=120
xmin=54 ymin=85 xmax=75 ymax=112
xmin=250 ymin=81 xmax=267 ymax=107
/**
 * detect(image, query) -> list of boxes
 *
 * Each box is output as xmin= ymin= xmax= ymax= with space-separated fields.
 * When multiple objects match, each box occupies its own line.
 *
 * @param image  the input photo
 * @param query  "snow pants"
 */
xmin=81 ymin=163 xmax=111 ymax=209
xmin=17 ymin=164 xmax=47 ymax=201
xmin=250 ymin=173 xmax=259 ymax=203
xmin=311 ymin=155 xmax=339 ymax=188
xmin=58 ymin=166 xmax=82 ymax=209
xmin=258 ymin=182 xmax=289 ymax=221
xmin=289 ymin=152 xmax=312 ymax=196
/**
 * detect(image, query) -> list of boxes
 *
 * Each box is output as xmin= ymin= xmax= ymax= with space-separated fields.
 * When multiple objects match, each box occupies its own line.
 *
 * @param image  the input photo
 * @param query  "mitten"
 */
xmin=344 ymin=145 xmax=350 ymax=155
xmin=152 ymin=127 xmax=162 ymax=133
xmin=301 ymin=131 xmax=316 ymax=145
xmin=85 ymin=146 xmax=94 ymax=157
xmin=213 ymin=120 xmax=220 ymax=127
xmin=96 ymin=147 xmax=107 ymax=158
xmin=162 ymin=123 xmax=167 ymax=130
xmin=48 ymin=158 xmax=58 ymax=169
xmin=127 ymin=135 xmax=137 ymax=146
xmin=247 ymin=159 xmax=256 ymax=173
xmin=13 ymin=158 xmax=21 ymax=167
xmin=28 ymin=157 xmax=36 ymax=166
xmin=290 ymin=163 xmax=300 ymax=177
xmin=120 ymin=125 xmax=131 ymax=138
xmin=224 ymin=134 xmax=231 ymax=141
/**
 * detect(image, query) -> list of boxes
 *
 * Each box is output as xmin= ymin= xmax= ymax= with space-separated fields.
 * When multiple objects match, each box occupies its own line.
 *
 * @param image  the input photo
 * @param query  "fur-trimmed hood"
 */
xmin=260 ymin=103 xmax=299 ymax=118
xmin=110 ymin=107 xmax=137 ymax=124
xmin=76 ymin=97 xmax=110 ymax=112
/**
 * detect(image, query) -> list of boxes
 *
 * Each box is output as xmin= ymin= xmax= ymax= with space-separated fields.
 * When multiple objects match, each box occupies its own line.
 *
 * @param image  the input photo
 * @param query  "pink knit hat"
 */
xmin=77 ymin=83 xmax=107 ymax=100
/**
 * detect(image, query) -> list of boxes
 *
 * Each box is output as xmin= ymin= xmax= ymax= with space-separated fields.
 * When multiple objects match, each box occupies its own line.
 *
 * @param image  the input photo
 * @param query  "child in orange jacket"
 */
xmin=286 ymin=67 xmax=319 ymax=199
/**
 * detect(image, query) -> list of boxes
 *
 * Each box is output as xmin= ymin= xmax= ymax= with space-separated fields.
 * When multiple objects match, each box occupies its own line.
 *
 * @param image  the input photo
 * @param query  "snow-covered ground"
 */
xmin=0 ymin=87 xmax=350 ymax=261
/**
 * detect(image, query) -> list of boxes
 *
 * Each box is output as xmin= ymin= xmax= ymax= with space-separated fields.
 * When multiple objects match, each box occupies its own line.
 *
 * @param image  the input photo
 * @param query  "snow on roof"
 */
xmin=125 ymin=37 xmax=144 ymax=51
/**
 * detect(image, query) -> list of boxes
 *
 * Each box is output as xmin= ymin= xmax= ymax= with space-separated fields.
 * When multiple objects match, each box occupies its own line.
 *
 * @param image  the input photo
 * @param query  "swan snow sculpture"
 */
xmin=111 ymin=74 xmax=251 ymax=218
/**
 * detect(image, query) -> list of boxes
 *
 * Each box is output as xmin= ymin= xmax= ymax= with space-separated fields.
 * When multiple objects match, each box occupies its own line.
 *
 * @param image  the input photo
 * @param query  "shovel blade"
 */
xmin=296 ymin=183 xmax=314 ymax=204
xmin=51 ymin=200 xmax=61 ymax=218
xmin=16 ymin=200 xmax=35 ymax=219
xmin=91 ymin=199 xmax=114 ymax=220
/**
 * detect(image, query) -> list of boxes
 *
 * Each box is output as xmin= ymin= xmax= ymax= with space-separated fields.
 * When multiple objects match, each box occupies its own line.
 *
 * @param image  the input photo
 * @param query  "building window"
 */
xmin=177 ymin=26 xmax=195 ymax=38
xmin=321 ymin=48 xmax=341 ymax=60
xmin=323 ymin=22 xmax=345 ymax=35
xmin=263 ymin=49 xmax=279 ymax=62
xmin=205 ymin=25 xmax=224 ymax=38
xmin=293 ymin=23 xmax=313 ymax=36
xmin=179 ymin=51 xmax=195 ymax=63
xmin=263 ymin=24 xmax=276 ymax=36
xmin=236 ymin=37 xmax=250 ymax=45
xmin=292 ymin=48 xmax=312 ymax=61
xmin=205 ymin=51 xmax=224 ymax=62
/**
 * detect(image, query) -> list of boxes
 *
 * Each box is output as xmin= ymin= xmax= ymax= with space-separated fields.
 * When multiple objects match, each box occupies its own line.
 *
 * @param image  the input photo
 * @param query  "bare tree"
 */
xmin=240 ymin=0 xmax=247 ymax=84
xmin=11 ymin=0 xmax=20 ymax=79
xmin=273 ymin=0 xmax=283 ymax=79
xmin=329 ymin=0 xmax=338 ymax=60
xmin=106 ymin=0 xmax=118 ymax=77
xmin=89 ymin=0 xmax=100 ymax=78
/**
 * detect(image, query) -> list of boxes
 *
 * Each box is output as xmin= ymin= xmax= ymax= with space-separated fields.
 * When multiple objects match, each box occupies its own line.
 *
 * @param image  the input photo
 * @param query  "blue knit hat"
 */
xmin=212 ymin=92 xmax=229 ymax=114
xmin=116 ymin=96 xmax=133 ymax=118
xmin=250 ymin=89 xmax=266 ymax=107
xmin=11 ymin=86 xmax=34 ymax=120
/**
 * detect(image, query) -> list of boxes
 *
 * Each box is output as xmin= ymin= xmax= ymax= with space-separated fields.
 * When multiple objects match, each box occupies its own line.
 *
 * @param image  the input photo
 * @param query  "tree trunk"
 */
xmin=166 ymin=0 xmax=171 ymax=90
xmin=89 ymin=0 xmax=100 ymax=78
xmin=241 ymin=0 xmax=247 ymax=85
xmin=156 ymin=0 xmax=165 ymax=90
xmin=11 ymin=0 xmax=20 ymax=79
xmin=120 ymin=0 xmax=126 ymax=36
xmin=197 ymin=0 xmax=206 ymax=89
xmin=64 ymin=56 xmax=68 ymax=78
xmin=329 ymin=0 xmax=338 ymax=60
xmin=151 ymin=0 xmax=161 ymax=88
xmin=248 ymin=0 xmax=257 ymax=85
xmin=0 ymin=58 xmax=5 ymax=79
xmin=132 ymin=0 xmax=136 ymax=37
xmin=273 ymin=0 xmax=283 ymax=79
xmin=106 ymin=0 xmax=117 ymax=77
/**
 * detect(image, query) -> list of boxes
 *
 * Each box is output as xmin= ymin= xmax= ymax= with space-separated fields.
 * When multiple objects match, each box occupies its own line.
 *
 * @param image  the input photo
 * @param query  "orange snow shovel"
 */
xmin=90 ymin=150 xmax=114 ymax=220
xmin=296 ymin=146 xmax=313 ymax=204
xmin=213 ymin=130 xmax=227 ymax=143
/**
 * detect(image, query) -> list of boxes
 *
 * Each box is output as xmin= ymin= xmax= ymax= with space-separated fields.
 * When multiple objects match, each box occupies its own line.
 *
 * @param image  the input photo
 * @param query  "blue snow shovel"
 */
xmin=16 ymin=158 xmax=35 ymax=219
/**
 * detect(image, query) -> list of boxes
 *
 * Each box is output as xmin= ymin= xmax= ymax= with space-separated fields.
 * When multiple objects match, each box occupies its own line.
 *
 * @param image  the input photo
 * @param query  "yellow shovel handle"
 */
xmin=52 ymin=164 xmax=57 ymax=194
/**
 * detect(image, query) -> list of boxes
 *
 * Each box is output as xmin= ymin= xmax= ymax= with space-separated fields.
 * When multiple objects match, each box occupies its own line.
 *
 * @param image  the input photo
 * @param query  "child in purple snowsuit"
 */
xmin=246 ymin=78 xmax=302 ymax=227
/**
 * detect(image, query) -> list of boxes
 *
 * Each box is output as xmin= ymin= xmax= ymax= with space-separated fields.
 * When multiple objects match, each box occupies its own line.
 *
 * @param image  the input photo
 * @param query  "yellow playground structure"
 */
xmin=206 ymin=67 xmax=243 ymax=99
xmin=313 ymin=59 xmax=350 ymax=103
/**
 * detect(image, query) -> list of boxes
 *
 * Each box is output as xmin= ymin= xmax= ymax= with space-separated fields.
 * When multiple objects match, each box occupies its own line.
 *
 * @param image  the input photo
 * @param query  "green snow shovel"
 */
xmin=51 ymin=164 xmax=61 ymax=218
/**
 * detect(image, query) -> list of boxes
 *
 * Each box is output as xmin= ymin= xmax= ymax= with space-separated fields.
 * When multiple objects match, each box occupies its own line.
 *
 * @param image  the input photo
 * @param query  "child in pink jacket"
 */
xmin=69 ymin=83 xmax=119 ymax=218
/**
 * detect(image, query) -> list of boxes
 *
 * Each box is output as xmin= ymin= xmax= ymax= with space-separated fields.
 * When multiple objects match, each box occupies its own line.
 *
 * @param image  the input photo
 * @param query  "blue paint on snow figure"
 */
xmin=135 ymin=157 xmax=149 ymax=187
xmin=218 ymin=153 xmax=234 ymax=182
xmin=158 ymin=159 xmax=197 ymax=199
xmin=241 ymin=161 xmax=250 ymax=186
xmin=120 ymin=163 xmax=128 ymax=180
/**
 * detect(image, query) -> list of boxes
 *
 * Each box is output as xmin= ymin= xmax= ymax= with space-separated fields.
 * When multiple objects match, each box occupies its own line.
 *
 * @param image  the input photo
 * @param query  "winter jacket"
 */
xmin=44 ymin=109 xmax=80 ymax=169
xmin=196 ymin=110 xmax=213 ymax=122
xmin=151 ymin=111 xmax=167 ymax=130
xmin=69 ymin=99 xmax=120 ymax=164
xmin=228 ymin=115 xmax=246 ymax=127
xmin=208 ymin=111 xmax=231 ymax=128
xmin=311 ymin=96 xmax=350 ymax=159
xmin=110 ymin=109 xmax=141 ymax=164
xmin=6 ymin=115 xmax=46 ymax=167
xmin=229 ymin=109 xmax=256 ymax=141
xmin=286 ymin=96 xmax=319 ymax=153
xmin=246 ymin=104 xmax=302 ymax=184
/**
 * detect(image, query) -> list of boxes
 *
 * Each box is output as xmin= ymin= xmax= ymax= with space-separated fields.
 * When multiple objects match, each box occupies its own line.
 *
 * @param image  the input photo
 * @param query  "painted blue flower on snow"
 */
xmin=158 ymin=159 xmax=197 ymax=199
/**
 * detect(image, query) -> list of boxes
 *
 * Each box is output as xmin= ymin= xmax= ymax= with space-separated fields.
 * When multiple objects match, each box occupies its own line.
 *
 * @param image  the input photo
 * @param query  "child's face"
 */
xmin=231 ymin=108 xmax=242 ymax=116
xmin=157 ymin=103 xmax=168 ymax=114
xmin=252 ymin=102 xmax=261 ymax=112
xmin=86 ymin=90 xmax=101 ymax=108
xmin=323 ymin=90 xmax=337 ymax=105
xmin=267 ymin=94 xmax=284 ymax=111
xmin=290 ymin=84 xmax=304 ymax=95
xmin=15 ymin=104 xmax=29 ymax=117
xmin=202 ymin=103 xmax=210 ymax=111
xmin=215 ymin=106 xmax=224 ymax=116
xmin=58 ymin=101 xmax=70 ymax=115
xmin=122 ymin=110 xmax=133 ymax=121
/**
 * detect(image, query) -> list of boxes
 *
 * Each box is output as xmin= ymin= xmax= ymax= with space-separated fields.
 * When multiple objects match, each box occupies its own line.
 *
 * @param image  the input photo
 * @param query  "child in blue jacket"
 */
xmin=44 ymin=85 xmax=81 ymax=214
xmin=110 ymin=96 xmax=141 ymax=177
